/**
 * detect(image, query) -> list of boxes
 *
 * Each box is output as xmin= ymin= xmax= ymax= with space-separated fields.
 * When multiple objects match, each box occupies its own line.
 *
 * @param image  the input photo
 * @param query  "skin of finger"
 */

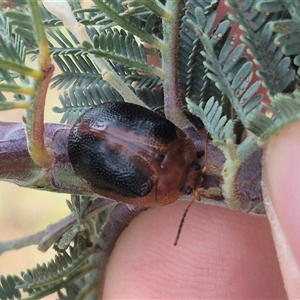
xmin=102 ymin=201 xmax=286 ymax=299
xmin=263 ymin=120 xmax=300 ymax=297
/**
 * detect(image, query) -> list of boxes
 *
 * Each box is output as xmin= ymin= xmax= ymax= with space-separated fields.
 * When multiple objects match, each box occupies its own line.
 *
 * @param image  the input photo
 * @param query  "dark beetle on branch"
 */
xmin=68 ymin=102 xmax=203 ymax=207
xmin=0 ymin=104 xmax=263 ymax=211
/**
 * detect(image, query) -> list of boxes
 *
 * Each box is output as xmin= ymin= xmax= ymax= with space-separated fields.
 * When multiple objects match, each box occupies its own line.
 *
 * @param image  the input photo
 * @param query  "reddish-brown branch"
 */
xmin=0 ymin=121 xmax=263 ymax=210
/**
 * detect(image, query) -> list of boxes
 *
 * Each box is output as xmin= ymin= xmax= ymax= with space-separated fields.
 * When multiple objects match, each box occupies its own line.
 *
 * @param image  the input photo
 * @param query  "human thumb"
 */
xmin=263 ymin=120 xmax=300 ymax=298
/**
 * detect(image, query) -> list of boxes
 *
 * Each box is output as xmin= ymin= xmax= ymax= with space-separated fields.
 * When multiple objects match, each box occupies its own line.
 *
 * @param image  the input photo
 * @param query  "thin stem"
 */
xmin=88 ymin=48 xmax=166 ymax=78
xmin=29 ymin=0 xmax=51 ymax=69
xmin=0 ymin=231 xmax=45 ymax=255
xmin=0 ymin=122 xmax=93 ymax=198
xmin=102 ymin=70 xmax=144 ymax=108
xmin=0 ymin=57 xmax=43 ymax=80
xmin=0 ymin=197 xmax=113 ymax=255
xmin=24 ymin=65 xmax=55 ymax=168
xmin=23 ymin=0 xmax=54 ymax=168
xmin=0 ymin=99 xmax=30 ymax=110
xmin=0 ymin=84 xmax=35 ymax=97
xmin=192 ymin=24 xmax=247 ymax=120
xmin=161 ymin=0 xmax=191 ymax=128
xmin=21 ymin=264 xmax=93 ymax=300
xmin=42 ymin=0 xmax=146 ymax=107
xmin=134 ymin=0 xmax=172 ymax=20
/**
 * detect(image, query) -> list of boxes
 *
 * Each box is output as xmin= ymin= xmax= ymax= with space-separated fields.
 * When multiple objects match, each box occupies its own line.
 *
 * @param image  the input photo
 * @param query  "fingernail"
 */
xmin=263 ymin=121 xmax=300 ymax=297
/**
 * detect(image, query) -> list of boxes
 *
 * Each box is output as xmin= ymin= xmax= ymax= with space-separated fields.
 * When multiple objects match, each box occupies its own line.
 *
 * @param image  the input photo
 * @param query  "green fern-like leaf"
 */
xmin=53 ymin=84 xmax=125 ymax=124
xmin=84 ymin=28 xmax=164 ymax=78
xmin=4 ymin=198 xmax=111 ymax=299
xmin=178 ymin=0 xmax=221 ymax=99
xmin=187 ymin=96 xmax=230 ymax=144
xmin=135 ymin=85 xmax=164 ymax=112
xmin=0 ymin=15 xmax=27 ymax=74
xmin=47 ymin=27 xmax=79 ymax=51
xmin=57 ymin=282 xmax=82 ymax=300
xmin=0 ymin=275 xmax=23 ymax=300
xmin=245 ymin=92 xmax=300 ymax=141
xmin=184 ymin=6 xmax=263 ymax=126
xmin=91 ymin=0 xmax=166 ymax=50
xmin=257 ymin=1 xmax=300 ymax=75
xmin=51 ymin=53 xmax=100 ymax=90
xmin=0 ymin=14 xmax=29 ymax=101
xmin=227 ymin=0 xmax=296 ymax=95
xmin=18 ymin=248 xmax=90 ymax=292
xmin=3 ymin=7 xmax=37 ymax=50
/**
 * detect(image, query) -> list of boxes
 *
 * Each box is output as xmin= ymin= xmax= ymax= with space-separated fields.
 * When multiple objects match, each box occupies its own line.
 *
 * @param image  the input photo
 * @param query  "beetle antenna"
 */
xmin=205 ymin=134 xmax=209 ymax=169
xmin=174 ymin=139 xmax=206 ymax=246
xmin=174 ymin=195 xmax=197 ymax=246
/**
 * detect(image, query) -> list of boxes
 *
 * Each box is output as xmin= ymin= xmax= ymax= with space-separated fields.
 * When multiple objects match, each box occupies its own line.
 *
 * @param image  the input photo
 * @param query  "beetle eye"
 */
xmin=192 ymin=162 xmax=201 ymax=170
xmin=197 ymin=150 xmax=205 ymax=158
xmin=185 ymin=186 xmax=193 ymax=195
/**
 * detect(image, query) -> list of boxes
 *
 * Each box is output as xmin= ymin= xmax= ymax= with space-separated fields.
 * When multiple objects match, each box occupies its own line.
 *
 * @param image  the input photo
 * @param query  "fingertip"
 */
xmin=103 ymin=202 xmax=285 ymax=298
xmin=263 ymin=120 xmax=300 ymax=297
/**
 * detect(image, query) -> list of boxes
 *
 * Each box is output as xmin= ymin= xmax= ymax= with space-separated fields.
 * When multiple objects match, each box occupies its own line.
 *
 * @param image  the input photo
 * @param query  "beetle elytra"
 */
xmin=68 ymin=102 xmax=202 ymax=207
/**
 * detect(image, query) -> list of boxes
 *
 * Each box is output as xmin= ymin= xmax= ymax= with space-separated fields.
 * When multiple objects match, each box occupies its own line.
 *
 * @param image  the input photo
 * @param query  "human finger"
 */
xmin=263 ymin=120 xmax=300 ymax=298
xmin=103 ymin=201 xmax=286 ymax=298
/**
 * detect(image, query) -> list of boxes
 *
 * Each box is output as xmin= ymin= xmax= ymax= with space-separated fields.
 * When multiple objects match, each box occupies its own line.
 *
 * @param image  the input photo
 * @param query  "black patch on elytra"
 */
xmin=68 ymin=121 xmax=154 ymax=198
xmin=68 ymin=102 xmax=185 ymax=198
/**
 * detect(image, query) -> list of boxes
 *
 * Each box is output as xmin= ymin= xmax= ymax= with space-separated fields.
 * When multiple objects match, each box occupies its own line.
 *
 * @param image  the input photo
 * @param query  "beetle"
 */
xmin=68 ymin=102 xmax=202 ymax=207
